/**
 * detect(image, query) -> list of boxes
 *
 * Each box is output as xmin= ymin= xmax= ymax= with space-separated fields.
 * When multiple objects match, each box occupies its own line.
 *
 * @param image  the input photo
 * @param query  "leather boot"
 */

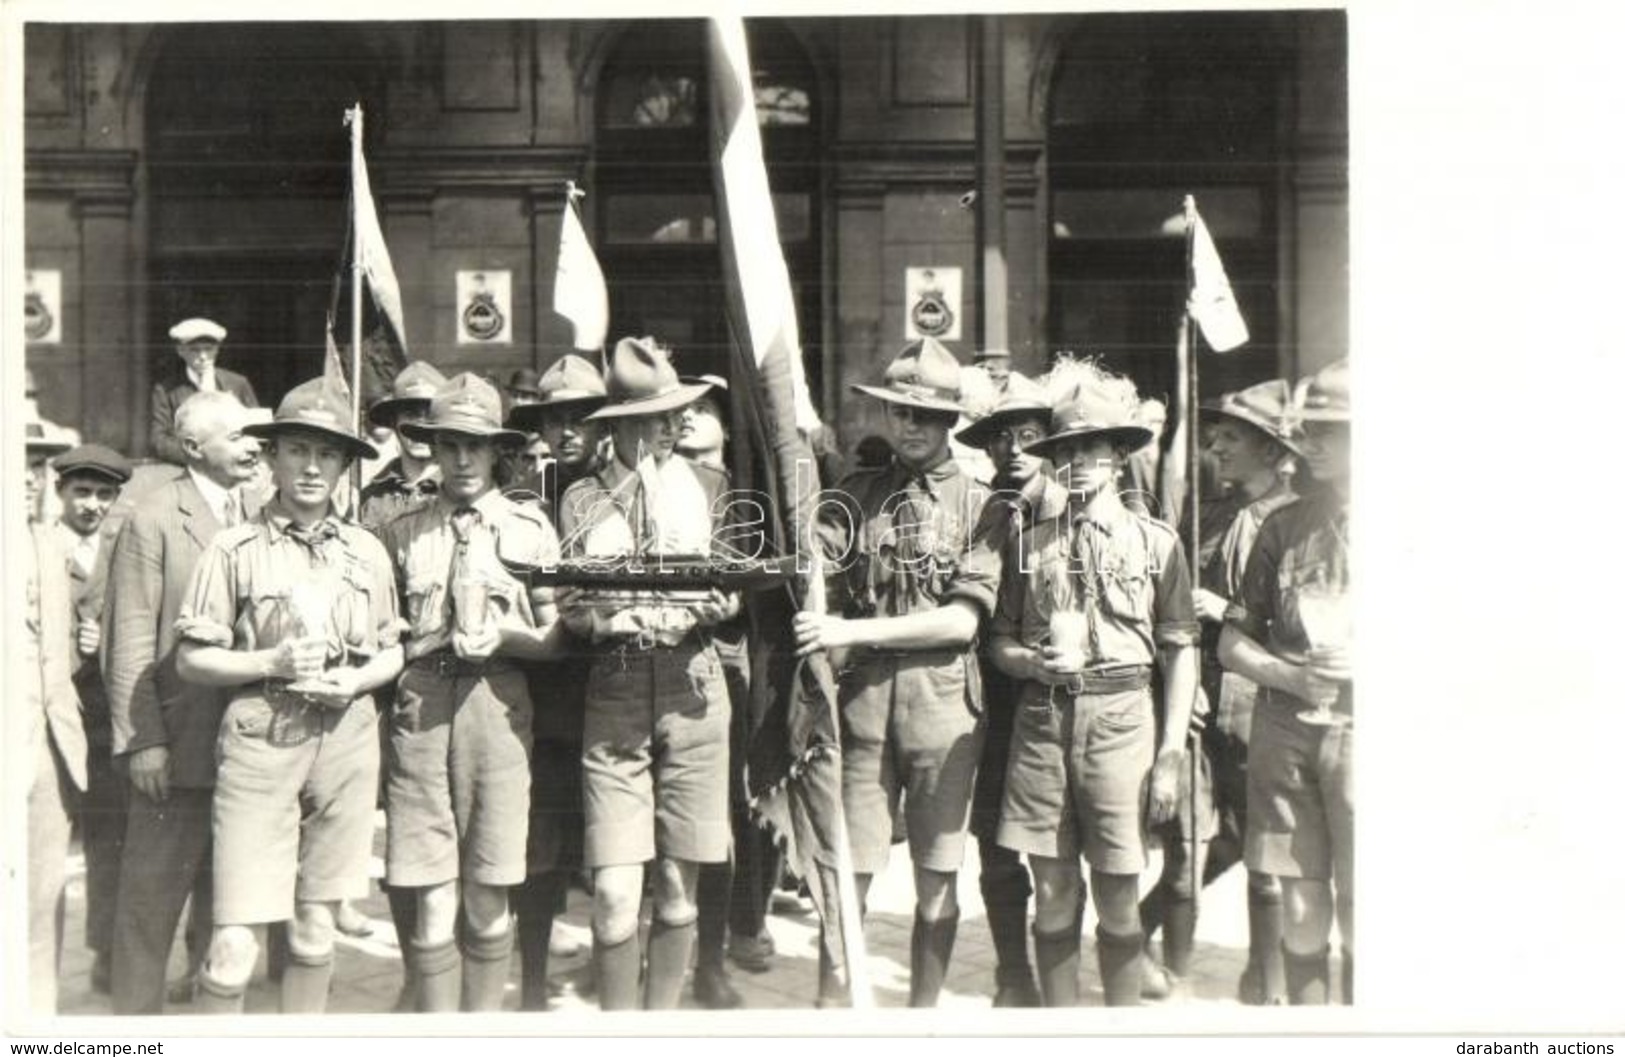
xmin=460 ymin=928 xmax=514 ymax=1012
xmin=1032 ymin=923 xmax=1081 ymax=1008
xmin=1095 ymin=927 xmax=1145 ymax=1007
xmin=643 ymin=916 xmax=697 ymax=1011
xmin=908 ymin=911 xmax=959 ymax=1008
xmin=279 ymin=949 xmax=333 ymax=1014
xmin=412 ymin=938 xmax=461 ymax=1013
xmin=1283 ymin=944 xmax=1331 ymax=1006
xmin=594 ymin=933 xmax=642 ymax=1012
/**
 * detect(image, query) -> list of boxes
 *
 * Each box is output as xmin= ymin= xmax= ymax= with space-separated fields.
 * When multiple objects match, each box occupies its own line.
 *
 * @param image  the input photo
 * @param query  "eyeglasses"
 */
xmin=994 ymin=427 xmax=1047 ymax=450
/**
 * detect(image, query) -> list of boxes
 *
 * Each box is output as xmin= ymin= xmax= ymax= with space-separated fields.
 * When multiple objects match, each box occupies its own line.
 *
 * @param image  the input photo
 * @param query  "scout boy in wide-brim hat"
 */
xmin=850 ymin=336 xmax=966 ymax=415
xmin=585 ymin=336 xmax=712 ymax=421
xmin=1023 ymin=370 xmax=1154 ymax=461
xmin=1201 ymin=379 xmax=1304 ymax=458
xmin=505 ymin=353 xmax=610 ymax=431
xmin=399 ymin=373 xmax=528 ymax=447
xmin=369 ymin=361 xmax=449 ymax=431
xmin=244 ymin=377 xmax=379 ymax=461
xmin=954 ymin=372 xmax=1051 ymax=450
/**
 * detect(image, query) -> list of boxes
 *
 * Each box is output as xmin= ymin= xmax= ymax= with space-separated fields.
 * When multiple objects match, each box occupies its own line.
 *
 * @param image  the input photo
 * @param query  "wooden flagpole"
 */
xmin=1180 ymin=194 xmax=1203 ymax=912
xmin=345 ymin=104 xmax=366 ymax=508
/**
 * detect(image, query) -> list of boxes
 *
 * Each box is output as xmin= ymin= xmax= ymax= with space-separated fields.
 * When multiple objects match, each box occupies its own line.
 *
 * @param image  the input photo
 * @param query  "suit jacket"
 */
xmin=29 ymin=525 xmax=88 ymax=792
xmin=149 ymin=368 xmax=259 ymax=466
xmin=102 ymin=471 xmax=251 ymax=789
xmin=65 ymin=523 xmax=118 ymax=746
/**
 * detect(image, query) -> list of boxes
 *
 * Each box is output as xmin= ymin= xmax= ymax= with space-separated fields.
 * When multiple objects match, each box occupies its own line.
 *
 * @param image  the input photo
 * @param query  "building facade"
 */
xmin=23 ymin=14 xmax=1347 ymax=459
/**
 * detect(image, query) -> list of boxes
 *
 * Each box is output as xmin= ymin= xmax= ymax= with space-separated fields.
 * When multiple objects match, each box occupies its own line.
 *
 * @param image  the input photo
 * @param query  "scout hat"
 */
xmin=399 ymin=372 xmax=527 ymax=445
xmin=25 ymin=421 xmax=72 ymax=457
xmin=53 ymin=443 xmax=134 ymax=485
xmin=955 ymin=372 xmax=1052 ymax=449
xmin=369 ymin=361 xmax=449 ymax=429
xmin=586 ymin=336 xmax=712 ymax=420
xmin=1201 ymin=378 xmax=1303 ymax=456
xmin=506 ymin=367 xmax=543 ymax=400
xmin=850 ymin=337 xmax=964 ymax=415
xmin=1025 ymin=357 xmax=1152 ymax=458
xmin=1295 ymin=358 xmax=1350 ymax=423
xmin=245 ymin=377 xmax=379 ymax=460
xmin=168 ymin=317 xmax=227 ymax=344
xmin=505 ymin=354 xmax=609 ymax=429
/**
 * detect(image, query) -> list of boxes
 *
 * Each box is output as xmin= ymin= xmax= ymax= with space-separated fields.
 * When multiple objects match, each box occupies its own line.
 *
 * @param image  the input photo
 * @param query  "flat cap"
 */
xmin=53 ymin=443 xmax=134 ymax=484
xmin=168 ymin=317 xmax=227 ymax=344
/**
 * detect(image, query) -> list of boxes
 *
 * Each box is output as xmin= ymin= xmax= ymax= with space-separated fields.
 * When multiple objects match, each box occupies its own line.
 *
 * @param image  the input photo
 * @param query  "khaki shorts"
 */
xmin=385 ymin=664 xmax=533 ymax=888
xmin=997 ymin=684 xmax=1155 ymax=875
xmin=840 ymin=653 xmax=986 ymax=876
xmin=582 ymin=640 xmax=731 ymax=868
xmin=1245 ymin=691 xmax=1353 ymax=885
xmin=212 ymin=689 xmax=380 ymax=924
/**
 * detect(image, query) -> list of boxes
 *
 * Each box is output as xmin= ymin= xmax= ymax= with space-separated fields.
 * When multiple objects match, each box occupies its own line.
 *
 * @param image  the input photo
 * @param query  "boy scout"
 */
xmin=359 ymin=361 xmax=448 ymax=532
xmin=173 ymin=378 xmax=402 ymax=1014
xmin=952 ymin=373 xmax=1058 ymax=1007
xmin=792 ymin=336 xmax=1001 ymax=1008
xmin=987 ymin=359 xmax=1199 ymax=1006
xmin=556 ymin=336 xmax=738 ymax=1011
xmin=1219 ymin=359 xmax=1352 ymax=1005
xmin=503 ymin=353 xmax=610 ymax=1010
xmin=380 ymin=372 xmax=564 ymax=1012
xmin=1139 ymin=379 xmax=1301 ymax=1004
xmin=52 ymin=444 xmax=135 ymax=994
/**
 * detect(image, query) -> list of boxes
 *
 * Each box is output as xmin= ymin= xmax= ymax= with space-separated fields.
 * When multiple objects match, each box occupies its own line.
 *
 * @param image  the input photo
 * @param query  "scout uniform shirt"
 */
xmin=991 ymin=493 xmax=1200 ymax=679
xmin=381 ymin=488 xmax=559 ymax=647
xmin=818 ymin=457 xmax=1002 ymax=708
xmin=176 ymin=499 xmax=401 ymax=695
xmin=359 ymin=459 xmax=442 ymax=534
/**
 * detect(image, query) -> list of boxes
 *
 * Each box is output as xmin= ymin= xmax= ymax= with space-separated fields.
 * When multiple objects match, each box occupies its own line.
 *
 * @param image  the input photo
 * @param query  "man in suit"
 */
xmin=104 ymin=390 xmax=262 ymax=1014
xmin=149 ymin=318 xmax=259 ymax=466
xmin=25 ymin=422 xmax=85 ymax=1014
xmin=51 ymin=444 xmax=135 ymax=995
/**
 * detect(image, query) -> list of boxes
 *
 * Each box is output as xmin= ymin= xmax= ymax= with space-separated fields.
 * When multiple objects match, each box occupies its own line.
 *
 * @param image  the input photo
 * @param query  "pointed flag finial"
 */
xmin=566 ymin=180 xmax=586 ymax=205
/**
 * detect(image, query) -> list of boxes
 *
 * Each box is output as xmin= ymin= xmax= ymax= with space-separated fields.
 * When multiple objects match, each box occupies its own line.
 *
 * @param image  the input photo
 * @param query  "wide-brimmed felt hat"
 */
xmin=506 ymin=354 xmax=609 ymax=429
xmin=169 ymin=317 xmax=227 ymax=344
xmin=955 ymin=373 xmax=1052 ymax=449
xmin=1201 ymin=378 xmax=1303 ymax=455
xmin=399 ymin=372 xmax=528 ymax=446
xmin=850 ymin=337 xmax=965 ymax=415
xmin=369 ymin=361 xmax=449 ymax=429
xmin=1295 ymin=358 xmax=1350 ymax=423
xmin=586 ymin=337 xmax=712 ymax=420
xmin=53 ymin=443 xmax=134 ymax=484
xmin=245 ymin=377 xmax=379 ymax=460
xmin=1025 ymin=362 xmax=1152 ymax=458
xmin=25 ymin=421 xmax=72 ymax=457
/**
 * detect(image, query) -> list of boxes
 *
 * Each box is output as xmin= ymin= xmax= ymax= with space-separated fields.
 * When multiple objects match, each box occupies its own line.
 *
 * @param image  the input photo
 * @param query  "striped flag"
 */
xmin=1188 ymin=203 xmax=1250 ymax=353
xmin=553 ymin=182 xmax=609 ymax=351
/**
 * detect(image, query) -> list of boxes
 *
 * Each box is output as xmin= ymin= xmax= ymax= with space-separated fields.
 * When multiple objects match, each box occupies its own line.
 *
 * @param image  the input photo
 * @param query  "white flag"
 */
xmin=1188 ymin=204 xmax=1250 ymax=353
xmin=554 ymin=186 xmax=609 ymax=351
xmin=352 ymin=135 xmax=408 ymax=352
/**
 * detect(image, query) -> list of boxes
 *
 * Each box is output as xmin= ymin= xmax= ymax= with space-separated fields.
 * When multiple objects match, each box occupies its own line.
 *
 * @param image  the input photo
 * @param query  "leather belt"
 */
xmin=1050 ymin=665 xmax=1153 ymax=697
xmin=409 ymin=651 xmax=518 ymax=678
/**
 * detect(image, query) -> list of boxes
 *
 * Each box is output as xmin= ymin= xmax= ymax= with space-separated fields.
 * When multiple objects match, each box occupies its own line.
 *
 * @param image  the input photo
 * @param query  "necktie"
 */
xmin=1070 ymin=517 xmax=1105 ymax=665
xmin=222 ymin=490 xmax=242 ymax=528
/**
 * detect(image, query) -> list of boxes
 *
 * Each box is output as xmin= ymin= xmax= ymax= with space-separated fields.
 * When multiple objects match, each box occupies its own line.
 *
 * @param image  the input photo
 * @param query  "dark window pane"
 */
xmin=603 ymin=73 xmax=699 ymax=128
xmin=604 ymin=193 xmax=809 ymax=245
xmin=1051 ymin=188 xmax=1263 ymax=241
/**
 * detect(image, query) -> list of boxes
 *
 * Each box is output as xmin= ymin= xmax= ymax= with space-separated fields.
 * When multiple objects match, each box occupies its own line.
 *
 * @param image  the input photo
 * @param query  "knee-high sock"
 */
xmin=594 ymin=933 xmax=642 ymax=1012
xmin=908 ymin=910 xmax=960 ymax=1008
xmin=1248 ymin=881 xmax=1286 ymax=1002
xmin=695 ymin=862 xmax=732 ymax=971
xmin=516 ymin=872 xmax=566 ymax=1011
xmin=460 ymin=928 xmax=514 ymax=1012
xmin=1033 ymin=922 xmax=1081 ymax=1007
xmin=1161 ymin=897 xmax=1197 ymax=978
xmin=193 ymin=971 xmax=246 ymax=1016
xmin=411 ymin=938 xmax=461 ymax=1013
xmin=280 ymin=948 xmax=333 ymax=1014
xmin=643 ymin=916 xmax=697 ymax=1011
xmin=979 ymin=845 xmax=1033 ymax=977
xmin=1340 ymin=946 xmax=1353 ymax=1005
xmin=1283 ymin=944 xmax=1330 ymax=1006
xmin=1095 ymin=927 xmax=1146 ymax=1007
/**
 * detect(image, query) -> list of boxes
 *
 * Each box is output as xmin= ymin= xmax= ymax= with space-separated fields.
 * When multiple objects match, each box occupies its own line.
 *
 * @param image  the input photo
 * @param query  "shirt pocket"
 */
xmin=335 ymin=568 xmax=376 ymax=655
xmin=403 ymin=573 xmax=445 ymax=633
xmin=244 ymin=586 xmax=292 ymax=646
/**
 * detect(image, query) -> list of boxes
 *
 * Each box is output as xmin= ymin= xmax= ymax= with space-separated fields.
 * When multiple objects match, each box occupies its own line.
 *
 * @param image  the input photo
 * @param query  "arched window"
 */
xmin=593 ymin=19 xmax=823 ymax=393
xmin=1047 ymin=12 xmax=1289 ymax=401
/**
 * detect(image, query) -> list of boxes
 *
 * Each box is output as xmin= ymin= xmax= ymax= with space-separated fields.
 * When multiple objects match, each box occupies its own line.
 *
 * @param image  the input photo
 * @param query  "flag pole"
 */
xmin=345 ymin=103 xmax=366 ymax=508
xmin=1180 ymin=194 xmax=1203 ymax=915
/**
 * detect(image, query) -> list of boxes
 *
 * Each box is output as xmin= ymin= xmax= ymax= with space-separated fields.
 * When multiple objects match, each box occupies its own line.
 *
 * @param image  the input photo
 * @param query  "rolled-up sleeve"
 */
xmin=174 ymin=541 xmax=238 ymax=648
xmin=1151 ymin=538 xmax=1200 ymax=648
xmin=943 ymin=520 xmax=1002 ymax=620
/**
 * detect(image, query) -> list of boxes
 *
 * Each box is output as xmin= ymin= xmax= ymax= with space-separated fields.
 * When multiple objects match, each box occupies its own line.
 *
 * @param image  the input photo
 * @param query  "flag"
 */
xmin=329 ymin=104 xmax=410 ymax=412
xmin=707 ymin=17 xmax=821 ymax=434
xmin=707 ymin=15 xmax=858 ymax=995
xmin=1187 ymin=202 xmax=1250 ymax=353
xmin=323 ymin=328 xmax=351 ymax=406
xmin=554 ymin=183 xmax=609 ymax=352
